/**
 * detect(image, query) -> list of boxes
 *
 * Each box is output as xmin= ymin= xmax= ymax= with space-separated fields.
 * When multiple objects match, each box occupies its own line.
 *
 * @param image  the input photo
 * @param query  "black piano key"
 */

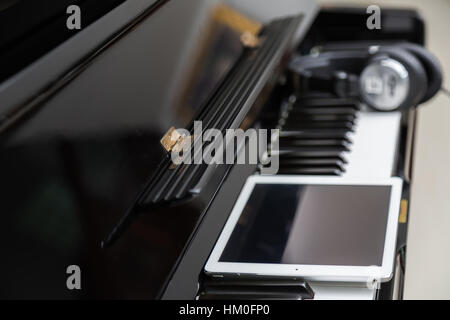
xmin=285 ymin=113 xmax=356 ymax=125
xmin=276 ymin=149 xmax=348 ymax=160
xmin=278 ymin=128 xmax=352 ymax=136
xmin=279 ymin=143 xmax=350 ymax=152
xmin=278 ymin=158 xmax=346 ymax=168
xmin=280 ymin=157 xmax=345 ymax=168
xmin=296 ymin=98 xmax=360 ymax=110
xmin=282 ymin=119 xmax=355 ymax=131
xmin=289 ymin=107 xmax=358 ymax=115
xmin=277 ymin=151 xmax=347 ymax=161
xmin=277 ymin=167 xmax=343 ymax=175
xmin=286 ymin=113 xmax=357 ymax=122
xmin=279 ymin=140 xmax=351 ymax=152
xmin=279 ymin=130 xmax=352 ymax=142
xmin=278 ymin=155 xmax=348 ymax=164
xmin=296 ymin=104 xmax=359 ymax=111
xmin=280 ymin=137 xmax=352 ymax=146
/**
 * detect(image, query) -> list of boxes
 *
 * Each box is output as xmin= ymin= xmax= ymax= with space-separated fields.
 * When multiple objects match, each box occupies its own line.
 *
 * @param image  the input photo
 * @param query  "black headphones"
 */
xmin=289 ymin=43 xmax=443 ymax=111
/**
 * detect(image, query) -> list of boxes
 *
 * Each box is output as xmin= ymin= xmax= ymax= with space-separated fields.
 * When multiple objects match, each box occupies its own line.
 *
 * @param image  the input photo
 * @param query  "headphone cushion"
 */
xmin=397 ymin=42 xmax=443 ymax=103
xmin=373 ymin=46 xmax=428 ymax=109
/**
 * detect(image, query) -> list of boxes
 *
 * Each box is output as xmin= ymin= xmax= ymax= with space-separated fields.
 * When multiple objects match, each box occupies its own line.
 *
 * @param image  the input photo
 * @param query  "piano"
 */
xmin=0 ymin=0 xmax=422 ymax=299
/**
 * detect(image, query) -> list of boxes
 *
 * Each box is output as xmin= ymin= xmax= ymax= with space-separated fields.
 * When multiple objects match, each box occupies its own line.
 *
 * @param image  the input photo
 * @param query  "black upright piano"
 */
xmin=0 ymin=0 xmax=422 ymax=299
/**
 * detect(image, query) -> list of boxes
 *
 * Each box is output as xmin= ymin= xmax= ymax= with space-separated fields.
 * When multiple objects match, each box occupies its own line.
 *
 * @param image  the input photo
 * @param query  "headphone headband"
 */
xmin=289 ymin=51 xmax=369 ymax=99
xmin=289 ymin=43 xmax=441 ymax=111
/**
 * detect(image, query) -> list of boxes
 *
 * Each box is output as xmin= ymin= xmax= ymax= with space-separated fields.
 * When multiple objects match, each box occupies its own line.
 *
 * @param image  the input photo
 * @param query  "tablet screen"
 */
xmin=219 ymin=183 xmax=392 ymax=266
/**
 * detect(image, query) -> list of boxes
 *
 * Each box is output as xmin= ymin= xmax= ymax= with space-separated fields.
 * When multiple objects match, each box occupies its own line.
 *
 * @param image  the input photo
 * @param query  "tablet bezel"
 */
xmin=205 ymin=175 xmax=403 ymax=283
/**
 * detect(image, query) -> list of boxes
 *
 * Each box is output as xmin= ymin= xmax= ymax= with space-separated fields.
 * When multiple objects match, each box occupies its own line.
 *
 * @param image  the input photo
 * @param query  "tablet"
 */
xmin=205 ymin=176 xmax=403 ymax=283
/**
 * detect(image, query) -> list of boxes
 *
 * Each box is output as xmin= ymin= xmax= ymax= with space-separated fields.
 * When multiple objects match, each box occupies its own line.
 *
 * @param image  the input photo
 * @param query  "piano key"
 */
xmin=278 ymin=158 xmax=346 ymax=168
xmin=275 ymin=149 xmax=349 ymax=159
xmin=296 ymin=98 xmax=360 ymax=110
xmin=288 ymin=107 xmax=358 ymax=115
xmin=279 ymin=157 xmax=346 ymax=165
xmin=284 ymin=155 xmax=347 ymax=162
xmin=278 ymin=153 xmax=348 ymax=164
xmin=279 ymin=144 xmax=350 ymax=153
xmin=282 ymin=119 xmax=355 ymax=131
xmin=277 ymin=167 xmax=343 ymax=175
xmin=286 ymin=113 xmax=357 ymax=123
xmin=279 ymin=130 xmax=352 ymax=142
xmin=280 ymin=137 xmax=351 ymax=146
xmin=278 ymin=128 xmax=352 ymax=136
xmin=279 ymin=140 xmax=351 ymax=151
xmin=342 ymin=112 xmax=402 ymax=178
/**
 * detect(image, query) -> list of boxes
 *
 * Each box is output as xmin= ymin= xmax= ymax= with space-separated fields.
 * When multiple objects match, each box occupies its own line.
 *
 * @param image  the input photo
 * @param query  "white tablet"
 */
xmin=205 ymin=175 xmax=403 ymax=283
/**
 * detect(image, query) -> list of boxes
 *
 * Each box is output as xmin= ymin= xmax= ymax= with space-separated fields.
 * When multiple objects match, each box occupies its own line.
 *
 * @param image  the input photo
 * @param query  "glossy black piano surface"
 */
xmin=0 ymin=0 xmax=245 ymax=299
xmin=0 ymin=0 xmax=316 ymax=299
xmin=0 ymin=0 xmax=127 ymax=83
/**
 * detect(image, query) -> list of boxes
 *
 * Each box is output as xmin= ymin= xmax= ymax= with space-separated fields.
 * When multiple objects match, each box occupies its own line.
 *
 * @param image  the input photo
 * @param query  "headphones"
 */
xmin=289 ymin=43 xmax=443 ymax=111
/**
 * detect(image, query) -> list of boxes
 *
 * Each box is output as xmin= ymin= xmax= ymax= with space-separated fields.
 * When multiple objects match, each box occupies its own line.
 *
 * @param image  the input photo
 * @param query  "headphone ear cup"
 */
xmin=397 ymin=43 xmax=443 ymax=103
xmin=370 ymin=47 xmax=428 ymax=110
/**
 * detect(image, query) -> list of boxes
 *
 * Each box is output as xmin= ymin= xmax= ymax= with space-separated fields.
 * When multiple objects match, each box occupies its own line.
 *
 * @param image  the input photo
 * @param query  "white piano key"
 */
xmin=343 ymin=111 xmax=401 ymax=178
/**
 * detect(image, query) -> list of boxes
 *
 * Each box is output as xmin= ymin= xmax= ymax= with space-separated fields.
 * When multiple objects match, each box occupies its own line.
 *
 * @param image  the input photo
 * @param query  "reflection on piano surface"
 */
xmin=0 ymin=0 xmax=261 ymax=299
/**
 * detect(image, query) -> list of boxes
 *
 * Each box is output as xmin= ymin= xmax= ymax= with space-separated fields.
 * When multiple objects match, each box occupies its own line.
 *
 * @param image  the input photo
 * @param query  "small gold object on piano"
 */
xmin=399 ymin=199 xmax=408 ymax=223
xmin=240 ymin=31 xmax=261 ymax=48
xmin=213 ymin=4 xmax=262 ymax=36
xmin=213 ymin=4 xmax=262 ymax=48
xmin=161 ymin=127 xmax=186 ymax=153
